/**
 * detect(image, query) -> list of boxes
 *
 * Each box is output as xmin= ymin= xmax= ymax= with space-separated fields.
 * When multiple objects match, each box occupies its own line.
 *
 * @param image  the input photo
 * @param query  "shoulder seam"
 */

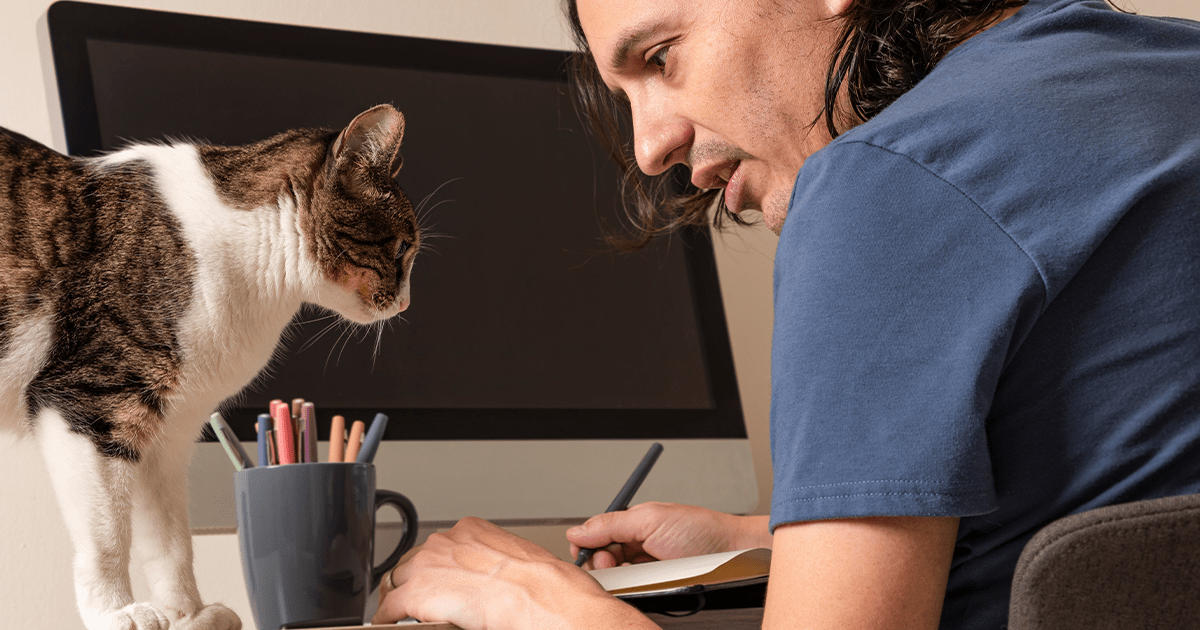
xmin=831 ymin=139 xmax=1051 ymax=308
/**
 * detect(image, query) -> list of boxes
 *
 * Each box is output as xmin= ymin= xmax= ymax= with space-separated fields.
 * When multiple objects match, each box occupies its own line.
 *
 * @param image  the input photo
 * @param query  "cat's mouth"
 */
xmin=327 ymin=266 xmax=407 ymax=323
xmin=371 ymin=289 xmax=409 ymax=313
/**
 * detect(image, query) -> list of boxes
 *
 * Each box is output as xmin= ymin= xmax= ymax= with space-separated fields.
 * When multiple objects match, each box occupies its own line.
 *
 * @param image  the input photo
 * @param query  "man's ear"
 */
xmin=331 ymin=104 xmax=405 ymax=176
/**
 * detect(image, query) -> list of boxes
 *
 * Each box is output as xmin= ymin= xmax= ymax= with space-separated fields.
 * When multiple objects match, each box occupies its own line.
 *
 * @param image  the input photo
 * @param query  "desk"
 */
xmin=397 ymin=608 xmax=765 ymax=629
xmin=650 ymin=608 xmax=764 ymax=628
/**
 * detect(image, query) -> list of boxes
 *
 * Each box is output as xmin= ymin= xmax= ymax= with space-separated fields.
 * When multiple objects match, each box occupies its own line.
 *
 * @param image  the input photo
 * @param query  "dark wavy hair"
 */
xmin=562 ymin=0 xmax=1029 ymax=249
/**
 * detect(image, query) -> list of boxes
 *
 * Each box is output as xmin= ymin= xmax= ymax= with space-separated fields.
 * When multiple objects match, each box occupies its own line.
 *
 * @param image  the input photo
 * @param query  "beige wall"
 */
xmin=0 ymin=0 xmax=1195 ymax=628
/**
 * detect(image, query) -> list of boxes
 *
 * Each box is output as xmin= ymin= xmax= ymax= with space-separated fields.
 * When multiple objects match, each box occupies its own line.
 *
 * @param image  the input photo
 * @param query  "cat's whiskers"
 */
xmin=416 ymin=198 xmax=457 ymax=224
xmin=323 ymin=322 xmax=357 ymax=372
xmin=409 ymin=226 xmax=451 ymax=257
xmin=370 ymin=319 xmax=386 ymax=369
xmin=294 ymin=310 xmax=341 ymax=327
xmin=297 ymin=317 xmax=347 ymax=354
xmin=413 ymin=177 xmax=461 ymax=223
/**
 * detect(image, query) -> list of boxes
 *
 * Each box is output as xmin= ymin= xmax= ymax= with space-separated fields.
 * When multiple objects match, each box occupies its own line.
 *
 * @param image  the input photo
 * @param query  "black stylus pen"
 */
xmin=574 ymin=442 xmax=665 ymax=567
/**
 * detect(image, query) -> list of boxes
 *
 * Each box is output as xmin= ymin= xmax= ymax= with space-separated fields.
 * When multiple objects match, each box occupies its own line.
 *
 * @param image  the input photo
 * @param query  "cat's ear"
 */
xmin=331 ymin=104 xmax=405 ymax=178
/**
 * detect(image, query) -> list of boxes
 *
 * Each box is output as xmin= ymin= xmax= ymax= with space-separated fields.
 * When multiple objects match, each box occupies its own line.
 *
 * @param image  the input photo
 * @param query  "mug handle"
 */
xmin=371 ymin=489 xmax=420 ymax=591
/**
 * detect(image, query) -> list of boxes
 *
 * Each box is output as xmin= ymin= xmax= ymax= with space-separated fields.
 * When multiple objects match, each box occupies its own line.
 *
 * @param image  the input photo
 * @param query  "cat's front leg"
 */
xmin=37 ymin=408 xmax=171 ymax=630
xmin=131 ymin=417 xmax=241 ymax=630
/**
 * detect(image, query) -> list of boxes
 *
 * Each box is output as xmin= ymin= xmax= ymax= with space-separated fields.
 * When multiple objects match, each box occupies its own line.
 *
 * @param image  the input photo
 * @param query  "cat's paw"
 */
xmin=170 ymin=603 xmax=242 ymax=630
xmin=90 ymin=602 xmax=170 ymax=630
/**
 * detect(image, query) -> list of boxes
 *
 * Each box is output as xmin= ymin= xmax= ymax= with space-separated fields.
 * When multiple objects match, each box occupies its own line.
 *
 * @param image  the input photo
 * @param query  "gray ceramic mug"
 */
xmin=234 ymin=462 xmax=418 ymax=630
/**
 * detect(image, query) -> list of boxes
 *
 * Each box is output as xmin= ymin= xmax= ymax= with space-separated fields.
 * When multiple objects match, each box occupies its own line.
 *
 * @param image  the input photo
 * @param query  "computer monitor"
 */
xmin=46 ymin=1 xmax=758 ymax=531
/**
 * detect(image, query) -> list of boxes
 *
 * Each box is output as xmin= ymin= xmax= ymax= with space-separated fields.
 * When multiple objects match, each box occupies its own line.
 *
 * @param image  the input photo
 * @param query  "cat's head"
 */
xmin=304 ymin=104 xmax=419 ymax=324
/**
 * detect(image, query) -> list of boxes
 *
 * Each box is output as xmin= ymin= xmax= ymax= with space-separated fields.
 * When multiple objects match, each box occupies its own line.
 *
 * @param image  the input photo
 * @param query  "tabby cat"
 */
xmin=0 ymin=104 xmax=419 ymax=630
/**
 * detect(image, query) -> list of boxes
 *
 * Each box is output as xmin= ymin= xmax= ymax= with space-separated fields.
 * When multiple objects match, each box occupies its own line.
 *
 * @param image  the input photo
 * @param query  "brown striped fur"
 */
xmin=0 ymin=128 xmax=194 ymax=459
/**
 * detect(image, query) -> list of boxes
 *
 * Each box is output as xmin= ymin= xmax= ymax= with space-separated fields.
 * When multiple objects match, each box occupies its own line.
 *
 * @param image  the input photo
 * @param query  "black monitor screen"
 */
xmin=48 ymin=1 xmax=745 ymax=442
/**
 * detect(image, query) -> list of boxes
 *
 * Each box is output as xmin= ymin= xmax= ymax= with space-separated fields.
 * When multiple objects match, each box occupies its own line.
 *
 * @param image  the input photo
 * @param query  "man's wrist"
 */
xmin=573 ymin=592 xmax=662 ymax=630
xmin=731 ymin=514 xmax=774 ymax=550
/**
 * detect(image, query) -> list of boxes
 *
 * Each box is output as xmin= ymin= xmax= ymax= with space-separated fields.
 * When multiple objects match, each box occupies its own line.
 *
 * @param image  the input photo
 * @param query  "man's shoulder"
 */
xmin=832 ymin=0 xmax=1200 ymax=170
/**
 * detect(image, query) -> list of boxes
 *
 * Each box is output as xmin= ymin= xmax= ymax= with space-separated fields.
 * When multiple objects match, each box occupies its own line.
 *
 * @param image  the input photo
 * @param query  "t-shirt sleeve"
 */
xmin=769 ymin=141 xmax=1046 ymax=529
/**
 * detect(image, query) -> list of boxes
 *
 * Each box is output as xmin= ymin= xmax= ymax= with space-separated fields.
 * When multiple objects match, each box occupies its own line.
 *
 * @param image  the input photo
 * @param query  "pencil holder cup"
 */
xmin=234 ymin=462 xmax=418 ymax=630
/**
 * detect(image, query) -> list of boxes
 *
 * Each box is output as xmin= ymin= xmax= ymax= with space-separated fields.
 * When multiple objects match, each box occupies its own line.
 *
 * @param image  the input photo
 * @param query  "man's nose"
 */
xmin=630 ymin=92 xmax=692 ymax=177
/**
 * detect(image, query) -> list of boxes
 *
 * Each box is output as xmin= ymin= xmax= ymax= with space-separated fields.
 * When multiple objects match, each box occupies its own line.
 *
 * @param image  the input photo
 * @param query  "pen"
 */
xmin=574 ymin=442 xmax=664 ymax=567
xmin=302 ymin=402 xmax=318 ymax=463
xmin=256 ymin=413 xmax=271 ymax=467
xmin=355 ymin=413 xmax=388 ymax=464
xmin=291 ymin=398 xmax=305 ymax=457
xmin=344 ymin=420 xmax=366 ymax=462
xmin=274 ymin=401 xmax=296 ymax=465
xmin=210 ymin=412 xmax=253 ymax=470
xmin=329 ymin=415 xmax=346 ymax=463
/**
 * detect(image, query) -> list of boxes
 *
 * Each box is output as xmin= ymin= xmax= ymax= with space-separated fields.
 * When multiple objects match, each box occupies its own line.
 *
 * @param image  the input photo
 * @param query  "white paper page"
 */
xmin=588 ymin=548 xmax=768 ymax=593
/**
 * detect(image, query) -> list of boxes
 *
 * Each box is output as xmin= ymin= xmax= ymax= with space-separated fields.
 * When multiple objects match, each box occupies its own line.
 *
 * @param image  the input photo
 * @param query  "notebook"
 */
xmin=590 ymin=547 xmax=771 ymax=598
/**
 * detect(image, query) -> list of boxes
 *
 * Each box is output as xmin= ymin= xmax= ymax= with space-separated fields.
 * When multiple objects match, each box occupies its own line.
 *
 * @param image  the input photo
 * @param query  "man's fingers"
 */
xmin=589 ymin=548 xmax=620 ymax=570
xmin=373 ymin=583 xmax=411 ymax=624
xmin=567 ymin=503 xmax=663 ymax=548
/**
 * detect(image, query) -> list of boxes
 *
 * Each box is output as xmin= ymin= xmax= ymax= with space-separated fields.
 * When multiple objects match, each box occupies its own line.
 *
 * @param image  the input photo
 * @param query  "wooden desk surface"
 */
xmin=650 ymin=607 xmax=764 ymax=629
xmin=362 ymin=608 xmax=765 ymax=629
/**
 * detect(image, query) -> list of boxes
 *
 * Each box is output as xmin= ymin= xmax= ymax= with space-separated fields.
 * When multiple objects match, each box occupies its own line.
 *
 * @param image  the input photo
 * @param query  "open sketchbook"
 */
xmin=589 ymin=547 xmax=771 ymax=598
xmin=319 ymin=548 xmax=772 ymax=628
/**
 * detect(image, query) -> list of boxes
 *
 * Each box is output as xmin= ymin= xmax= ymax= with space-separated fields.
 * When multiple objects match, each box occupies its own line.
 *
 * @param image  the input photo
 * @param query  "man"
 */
xmin=375 ymin=0 xmax=1200 ymax=628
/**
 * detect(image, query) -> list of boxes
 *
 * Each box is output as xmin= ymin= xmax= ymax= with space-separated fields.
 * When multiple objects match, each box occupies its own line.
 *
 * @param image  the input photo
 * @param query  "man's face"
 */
xmin=576 ymin=0 xmax=845 ymax=234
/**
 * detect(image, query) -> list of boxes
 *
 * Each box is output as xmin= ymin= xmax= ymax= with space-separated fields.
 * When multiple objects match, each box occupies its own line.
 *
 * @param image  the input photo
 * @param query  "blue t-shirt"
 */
xmin=768 ymin=1 xmax=1200 ymax=628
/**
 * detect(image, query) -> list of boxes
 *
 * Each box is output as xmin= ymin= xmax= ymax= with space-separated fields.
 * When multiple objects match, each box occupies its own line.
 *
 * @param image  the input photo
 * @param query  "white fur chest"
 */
xmin=98 ymin=144 xmax=322 ymax=408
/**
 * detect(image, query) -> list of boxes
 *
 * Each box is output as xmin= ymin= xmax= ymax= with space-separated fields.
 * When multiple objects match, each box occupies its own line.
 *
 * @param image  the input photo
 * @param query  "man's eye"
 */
xmin=648 ymin=45 xmax=670 ymax=71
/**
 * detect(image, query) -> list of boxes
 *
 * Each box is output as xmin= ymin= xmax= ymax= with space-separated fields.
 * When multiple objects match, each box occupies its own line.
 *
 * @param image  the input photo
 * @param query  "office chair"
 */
xmin=1008 ymin=492 xmax=1200 ymax=629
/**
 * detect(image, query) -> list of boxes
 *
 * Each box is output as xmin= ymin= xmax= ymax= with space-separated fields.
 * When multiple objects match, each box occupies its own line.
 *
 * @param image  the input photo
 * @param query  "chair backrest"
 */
xmin=1008 ymin=493 xmax=1200 ymax=630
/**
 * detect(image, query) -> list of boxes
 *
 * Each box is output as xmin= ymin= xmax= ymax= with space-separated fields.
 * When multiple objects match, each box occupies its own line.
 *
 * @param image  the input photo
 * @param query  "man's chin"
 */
xmin=763 ymin=192 xmax=790 ymax=235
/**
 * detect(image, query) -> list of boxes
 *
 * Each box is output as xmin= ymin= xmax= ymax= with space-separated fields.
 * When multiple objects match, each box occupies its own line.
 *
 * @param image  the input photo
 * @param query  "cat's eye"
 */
xmin=396 ymin=240 xmax=410 ymax=259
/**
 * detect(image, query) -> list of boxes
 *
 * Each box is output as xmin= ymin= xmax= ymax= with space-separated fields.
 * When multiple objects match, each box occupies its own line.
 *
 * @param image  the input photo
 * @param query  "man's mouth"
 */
xmin=723 ymin=162 xmax=746 ymax=213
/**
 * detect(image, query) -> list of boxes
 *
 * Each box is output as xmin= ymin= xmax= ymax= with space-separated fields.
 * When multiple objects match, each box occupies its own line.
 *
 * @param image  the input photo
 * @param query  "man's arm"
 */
xmin=764 ymin=516 xmax=959 ymax=630
xmin=377 ymin=510 xmax=958 ymax=629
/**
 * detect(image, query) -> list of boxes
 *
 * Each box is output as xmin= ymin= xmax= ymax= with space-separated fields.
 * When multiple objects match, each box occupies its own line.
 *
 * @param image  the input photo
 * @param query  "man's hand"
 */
xmin=374 ymin=517 xmax=658 ymax=630
xmin=566 ymin=502 xmax=773 ymax=569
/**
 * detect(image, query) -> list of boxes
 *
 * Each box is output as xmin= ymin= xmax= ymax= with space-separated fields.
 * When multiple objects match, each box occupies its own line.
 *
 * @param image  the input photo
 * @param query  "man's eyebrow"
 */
xmin=608 ymin=22 xmax=662 ymax=71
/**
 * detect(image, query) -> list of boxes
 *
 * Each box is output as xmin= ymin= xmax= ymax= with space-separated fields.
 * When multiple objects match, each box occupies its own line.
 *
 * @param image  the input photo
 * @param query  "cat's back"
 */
xmin=0 ymin=127 xmax=81 ymax=231
xmin=0 ymin=127 xmax=192 ymax=283
xmin=0 ymin=127 xmax=88 ymax=321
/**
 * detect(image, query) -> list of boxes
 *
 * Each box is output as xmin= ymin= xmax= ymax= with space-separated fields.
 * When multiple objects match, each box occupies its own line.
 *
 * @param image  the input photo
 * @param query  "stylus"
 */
xmin=574 ymin=442 xmax=664 ymax=567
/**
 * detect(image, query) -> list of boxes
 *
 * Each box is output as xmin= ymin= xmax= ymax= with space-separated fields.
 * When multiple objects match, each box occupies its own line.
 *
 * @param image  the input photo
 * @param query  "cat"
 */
xmin=0 ymin=104 xmax=419 ymax=630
